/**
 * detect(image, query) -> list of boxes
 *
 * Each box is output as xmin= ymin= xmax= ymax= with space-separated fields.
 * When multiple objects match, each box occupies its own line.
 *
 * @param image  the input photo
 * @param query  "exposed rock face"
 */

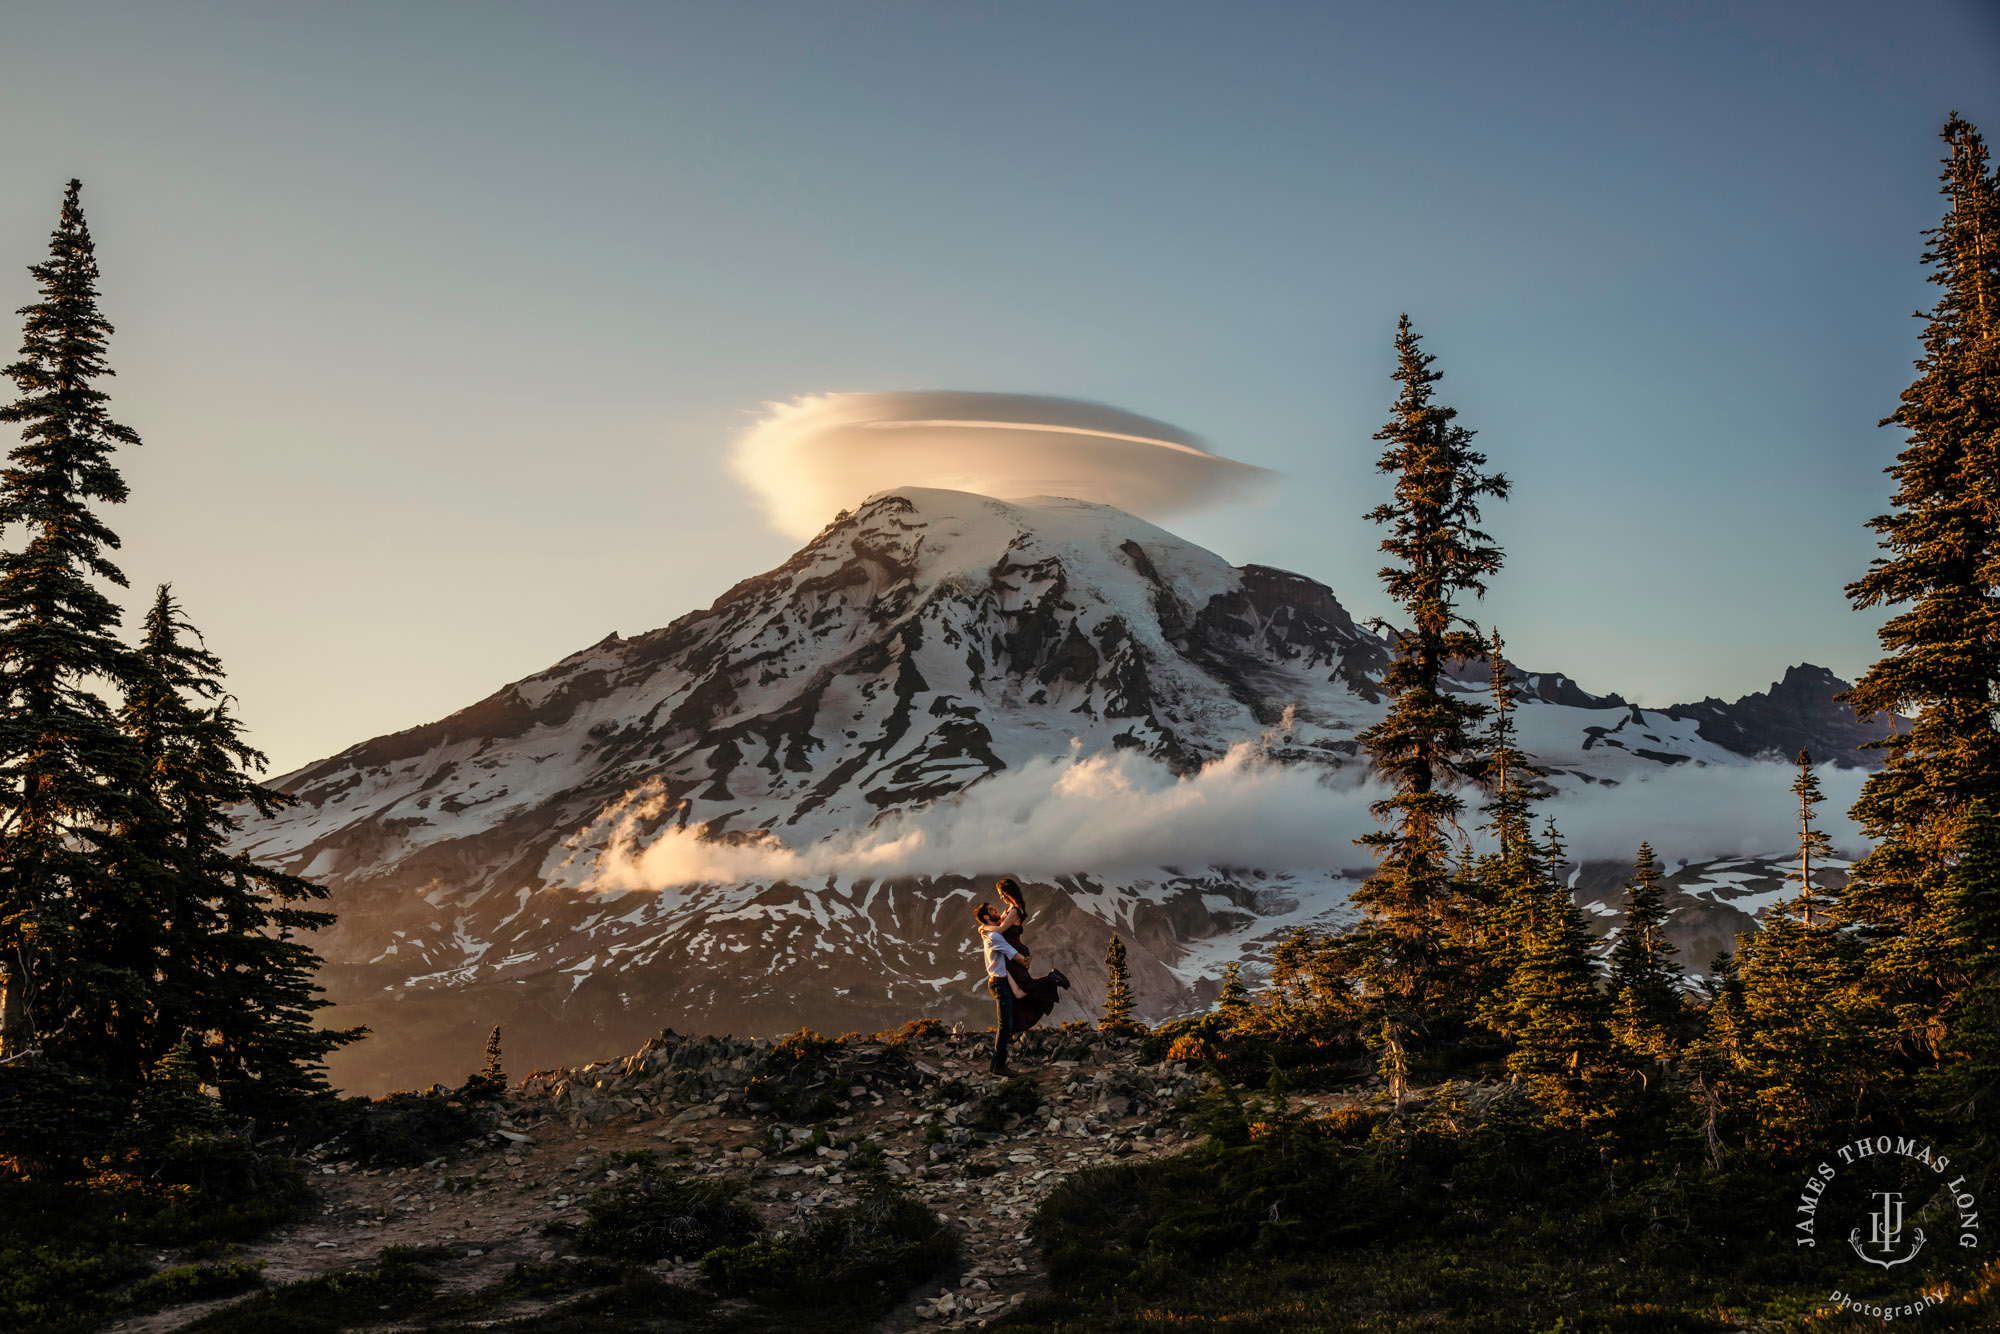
xmin=235 ymin=489 xmax=1899 ymax=1092
xmin=1658 ymin=663 xmax=1907 ymax=767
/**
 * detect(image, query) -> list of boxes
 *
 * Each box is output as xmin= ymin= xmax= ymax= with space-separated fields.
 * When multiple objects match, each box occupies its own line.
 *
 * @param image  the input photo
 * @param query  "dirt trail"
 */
xmin=103 ymin=1025 xmax=1249 ymax=1332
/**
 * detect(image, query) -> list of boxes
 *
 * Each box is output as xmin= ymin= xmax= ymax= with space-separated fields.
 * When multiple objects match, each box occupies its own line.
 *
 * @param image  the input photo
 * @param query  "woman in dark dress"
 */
xmin=979 ymin=878 xmax=1069 ymax=1030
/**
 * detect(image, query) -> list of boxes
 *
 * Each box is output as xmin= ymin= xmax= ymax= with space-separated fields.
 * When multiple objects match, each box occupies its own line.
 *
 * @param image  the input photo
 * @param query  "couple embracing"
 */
xmin=975 ymin=877 xmax=1071 ymax=1076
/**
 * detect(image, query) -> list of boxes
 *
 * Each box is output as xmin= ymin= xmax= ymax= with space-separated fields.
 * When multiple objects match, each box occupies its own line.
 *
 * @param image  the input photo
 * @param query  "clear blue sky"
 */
xmin=1 ymin=2 xmax=1995 ymax=774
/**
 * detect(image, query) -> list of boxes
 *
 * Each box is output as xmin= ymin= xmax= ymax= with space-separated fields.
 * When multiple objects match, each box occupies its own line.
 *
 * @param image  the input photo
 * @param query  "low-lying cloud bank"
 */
xmin=732 ymin=391 xmax=1272 ymax=539
xmin=573 ymin=744 xmax=1869 ymax=891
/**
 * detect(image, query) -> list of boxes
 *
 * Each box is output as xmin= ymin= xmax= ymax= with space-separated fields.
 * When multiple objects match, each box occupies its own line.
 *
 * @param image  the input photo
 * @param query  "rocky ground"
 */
xmin=103 ymin=1022 xmax=1329 ymax=1333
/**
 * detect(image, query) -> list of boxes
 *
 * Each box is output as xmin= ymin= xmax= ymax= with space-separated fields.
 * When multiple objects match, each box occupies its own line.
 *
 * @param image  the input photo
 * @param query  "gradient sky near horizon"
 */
xmin=1 ymin=2 xmax=1996 ymax=776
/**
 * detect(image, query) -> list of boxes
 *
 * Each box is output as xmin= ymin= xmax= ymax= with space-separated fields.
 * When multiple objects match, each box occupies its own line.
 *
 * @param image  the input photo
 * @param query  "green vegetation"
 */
xmin=998 ymin=1079 xmax=1996 ymax=1332
xmin=184 ymin=1246 xmax=448 ymax=1334
xmin=0 ymin=180 xmax=356 ymax=1144
xmin=573 ymin=1159 xmax=761 ymax=1262
xmin=1345 ymin=314 xmax=1509 ymax=1102
xmin=174 ymin=1156 xmax=955 ymax=1334
xmin=742 ymin=1027 xmax=848 ymax=1120
xmin=0 ymin=177 xmax=359 ymax=1332
xmin=999 ymin=116 xmax=2000 ymax=1329
xmin=702 ymin=1188 xmax=958 ymax=1319
xmin=0 ymin=1164 xmax=300 ymax=1334
xmin=343 ymin=1087 xmax=491 ymax=1166
xmin=975 ymin=1074 xmax=1044 ymax=1131
xmin=1100 ymin=935 xmax=1138 ymax=1031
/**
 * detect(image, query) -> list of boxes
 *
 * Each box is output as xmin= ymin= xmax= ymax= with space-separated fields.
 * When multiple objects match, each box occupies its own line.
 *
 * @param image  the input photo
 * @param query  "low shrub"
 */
xmin=975 ymin=1075 xmax=1041 ymax=1131
xmin=184 ymin=1246 xmax=445 ymax=1333
xmin=0 ymin=1141 xmax=305 ymax=1334
xmin=573 ymin=1162 xmax=762 ymax=1262
xmin=343 ymin=1089 xmax=488 ymax=1166
xmin=703 ymin=1188 xmax=957 ymax=1315
xmin=489 ymin=1255 xmax=627 ymax=1300
xmin=124 ymin=1260 xmax=266 ymax=1311
xmin=876 ymin=1017 xmax=947 ymax=1046
xmin=743 ymin=1029 xmax=847 ymax=1121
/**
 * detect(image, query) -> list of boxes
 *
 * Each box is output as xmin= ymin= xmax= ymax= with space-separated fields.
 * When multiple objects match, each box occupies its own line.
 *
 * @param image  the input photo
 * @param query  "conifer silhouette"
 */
xmin=122 ymin=585 xmax=356 ymax=1121
xmin=1100 ymin=935 xmax=1138 ymax=1032
xmin=1473 ymin=629 xmax=1545 ymax=988
xmin=1787 ymin=748 xmax=1834 ymax=928
xmin=1345 ymin=316 xmax=1509 ymax=1075
xmin=0 ymin=180 xmax=145 ymax=1076
xmin=1216 ymin=962 xmax=1251 ymax=1018
xmin=481 ymin=1025 xmax=506 ymax=1088
xmin=1922 ymin=802 xmax=2000 ymax=1123
xmin=1840 ymin=114 xmax=2000 ymax=1070
xmin=1606 ymin=842 xmax=1682 ymax=1062
xmin=1494 ymin=822 xmax=1607 ymax=1129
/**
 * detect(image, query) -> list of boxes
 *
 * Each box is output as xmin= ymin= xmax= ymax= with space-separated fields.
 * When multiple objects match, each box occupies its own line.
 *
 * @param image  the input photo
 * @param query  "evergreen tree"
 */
xmin=1606 ymin=842 xmax=1682 ymax=1062
xmin=1493 ymin=822 xmax=1609 ymax=1130
xmin=1100 ymin=935 xmax=1137 ymax=1032
xmin=481 ymin=1025 xmax=506 ymax=1088
xmin=1345 ymin=316 xmax=1510 ymax=1073
xmin=1685 ymin=950 xmax=1748 ymax=1167
xmin=1216 ymin=962 xmax=1251 ymax=1020
xmin=128 ymin=1034 xmax=224 ymax=1151
xmin=120 ymin=586 xmax=356 ymax=1122
xmin=1262 ymin=926 xmax=1348 ymax=1041
xmin=1473 ymin=629 xmax=1545 ymax=987
xmin=1920 ymin=802 xmax=2000 ymax=1124
xmin=1729 ymin=901 xmax=1874 ymax=1158
xmin=1788 ymin=749 xmax=1835 ymax=928
xmin=1840 ymin=115 xmax=2000 ymax=1069
xmin=0 ymin=180 xmax=145 ymax=1076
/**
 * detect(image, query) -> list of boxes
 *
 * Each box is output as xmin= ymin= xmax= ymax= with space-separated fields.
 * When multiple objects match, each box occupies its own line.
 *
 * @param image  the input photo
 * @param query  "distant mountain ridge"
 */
xmin=234 ymin=489 xmax=1898 ymax=1091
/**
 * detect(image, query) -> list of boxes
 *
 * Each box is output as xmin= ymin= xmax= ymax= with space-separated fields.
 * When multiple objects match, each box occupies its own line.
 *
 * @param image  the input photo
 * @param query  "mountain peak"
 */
xmin=1660 ymin=662 xmax=1899 ymax=767
xmin=237 ymin=495 xmax=1904 ymax=1090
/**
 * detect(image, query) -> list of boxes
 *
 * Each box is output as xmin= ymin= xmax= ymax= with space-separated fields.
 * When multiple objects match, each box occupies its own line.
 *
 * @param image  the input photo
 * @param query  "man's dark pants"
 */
xmin=988 ymin=975 xmax=1014 ymax=1072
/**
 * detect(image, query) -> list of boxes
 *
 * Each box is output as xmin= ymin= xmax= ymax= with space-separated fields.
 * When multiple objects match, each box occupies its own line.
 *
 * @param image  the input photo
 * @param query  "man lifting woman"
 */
xmin=975 ymin=877 xmax=1072 ymax=1076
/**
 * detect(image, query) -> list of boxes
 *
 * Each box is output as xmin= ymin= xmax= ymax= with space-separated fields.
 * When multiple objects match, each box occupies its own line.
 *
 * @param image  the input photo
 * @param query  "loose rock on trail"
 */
xmin=105 ymin=1023 xmax=1219 ymax=1332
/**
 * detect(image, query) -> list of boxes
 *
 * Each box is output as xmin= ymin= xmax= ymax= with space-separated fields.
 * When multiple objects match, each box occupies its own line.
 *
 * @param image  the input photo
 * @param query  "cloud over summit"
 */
xmin=732 ymin=391 xmax=1271 ymax=538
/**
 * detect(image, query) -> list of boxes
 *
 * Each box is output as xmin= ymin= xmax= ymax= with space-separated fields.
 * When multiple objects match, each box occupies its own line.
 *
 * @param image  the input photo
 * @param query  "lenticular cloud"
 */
xmin=732 ymin=391 xmax=1272 ymax=538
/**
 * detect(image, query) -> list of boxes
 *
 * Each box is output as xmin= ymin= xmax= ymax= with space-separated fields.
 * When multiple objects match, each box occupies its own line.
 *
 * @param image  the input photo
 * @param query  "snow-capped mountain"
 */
xmin=239 ymin=489 xmax=1896 ymax=1092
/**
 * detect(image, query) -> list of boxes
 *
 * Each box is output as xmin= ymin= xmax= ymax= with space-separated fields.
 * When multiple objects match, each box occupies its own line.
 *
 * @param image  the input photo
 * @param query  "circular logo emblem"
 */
xmin=1794 ymin=1133 xmax=1983 ymax=1321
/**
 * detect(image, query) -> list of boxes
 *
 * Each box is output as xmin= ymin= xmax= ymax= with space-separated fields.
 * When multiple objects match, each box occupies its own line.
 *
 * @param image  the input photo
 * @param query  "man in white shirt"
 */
xmin=977 ymin=903 xmax=1028 ymax=1075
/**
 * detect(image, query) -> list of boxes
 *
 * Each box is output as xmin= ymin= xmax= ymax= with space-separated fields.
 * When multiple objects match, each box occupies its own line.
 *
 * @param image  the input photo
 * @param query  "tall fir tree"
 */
xmin=1346 ymin=316 xmax=1510 ymax=1075
xmin=1788 ymin=749 xmax=1835 ymax=928
xmin=1473 ymin=629 xmax=1545 ymax=990
xmin=0 ymin=181 xmax=146 ymax=1077
xmin=1606 ymin=842 xmax=1682 ymax=1063
xmin=1100 ymin=935 xmax=1137 ymax=1032
xmin=1840 ymin=115 xmax=2000 ymax=1070
xmin=121 ymin=586 xmax=355 ymax=1122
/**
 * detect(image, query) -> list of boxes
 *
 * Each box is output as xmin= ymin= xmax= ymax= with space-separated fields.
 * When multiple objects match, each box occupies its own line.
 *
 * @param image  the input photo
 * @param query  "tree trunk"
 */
xmin=0 ymin=949 xmax=35 ymax=1059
